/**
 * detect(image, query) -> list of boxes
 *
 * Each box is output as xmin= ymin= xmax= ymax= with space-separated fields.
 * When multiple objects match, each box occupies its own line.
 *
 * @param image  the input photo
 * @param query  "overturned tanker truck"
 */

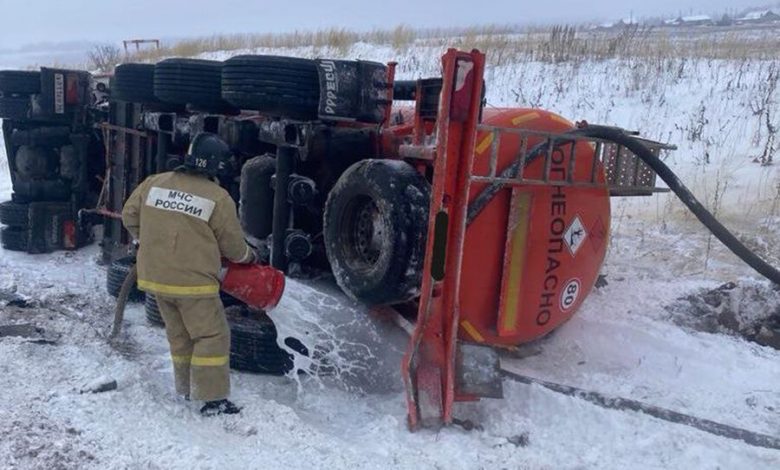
xmin=1 ymin=48 xmax=778 ymax=430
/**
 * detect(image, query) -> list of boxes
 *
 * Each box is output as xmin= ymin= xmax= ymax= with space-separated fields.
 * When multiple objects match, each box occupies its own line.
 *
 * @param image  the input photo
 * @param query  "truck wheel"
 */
xmin=226 ymin=305 xmax=296 ymax=375
xmin=112 ymin=63 xmax=158 ymax=103
xmin=239 ymin=155 xmax=275 ymax=239
xmin=12 ymin=179 xmax=70 ymax=202
xmin=154 ymin=58 xmax=237 ymax=114
xmin=144 ymin=294 xmax=164 ymax=327
xmin=221 ymin=55 xmax=320 ymax=120
xmin=10 ymin=193 xmax=31 ymax=204
xmin=0 ymin=70 xmax=40 ymax=95
xmin=0 ymin=226 xmax=29 ymax=252
xmin=0 ymin=97 xmax=30 ymax=120
xmin=106 ymin=256 xmax=144 ymax=302
xmin=324 ymin=159 xmax=430 ymax=305
xmin=0 ymin=201 xmax=29 ymax=228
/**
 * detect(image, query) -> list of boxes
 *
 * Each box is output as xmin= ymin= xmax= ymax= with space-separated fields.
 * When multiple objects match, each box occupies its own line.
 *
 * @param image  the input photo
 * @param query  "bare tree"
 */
xmin=87 ymin=44 xmax=122 ymax=73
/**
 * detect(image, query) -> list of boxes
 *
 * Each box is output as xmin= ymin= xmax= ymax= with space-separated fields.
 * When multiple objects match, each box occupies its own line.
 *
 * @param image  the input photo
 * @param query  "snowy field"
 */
xmin=1 ymin=41 xmax=780 ymax=469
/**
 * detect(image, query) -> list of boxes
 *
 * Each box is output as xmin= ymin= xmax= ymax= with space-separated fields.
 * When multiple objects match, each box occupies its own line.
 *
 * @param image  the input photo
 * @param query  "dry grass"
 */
xmin=121 ymin=23 xmax=780 ymax=66
xmin=430 ymin=25 xmax=780 ymax=66
xmin=129 ymin=28 xmax=362 ymax=63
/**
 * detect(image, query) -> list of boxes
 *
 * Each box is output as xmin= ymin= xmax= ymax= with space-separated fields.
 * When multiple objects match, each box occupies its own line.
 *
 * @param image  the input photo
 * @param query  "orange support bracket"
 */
xmin=401 ymin=49 xmax=486 ymax=430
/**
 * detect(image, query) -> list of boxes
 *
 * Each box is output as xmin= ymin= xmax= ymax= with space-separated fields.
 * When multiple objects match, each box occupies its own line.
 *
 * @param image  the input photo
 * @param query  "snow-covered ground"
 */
xmin=1 ymin=43 xmax=780 ymax=469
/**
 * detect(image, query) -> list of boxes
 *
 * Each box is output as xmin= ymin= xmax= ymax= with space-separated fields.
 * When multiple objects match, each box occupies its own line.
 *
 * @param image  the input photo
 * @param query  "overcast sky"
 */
xmin=0 ymin=0 xmax=765 ymax=50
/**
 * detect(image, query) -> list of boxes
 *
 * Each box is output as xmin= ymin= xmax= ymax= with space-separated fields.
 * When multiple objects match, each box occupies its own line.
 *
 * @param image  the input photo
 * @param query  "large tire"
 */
xmin=221 ymin=55 xmax=320 ymax=120
xmin=144 ymin=294 xmax=165 ymax=327
xmin=0 ymin=201 xmax=29 ymax=228
xmin=0 ymin=97 xmax=30 ymax=120
xmin=112 ymin=63 xmax=158 ymax=104
xmin=324 ymin=159 xmax=430 ymax=305
xmin=226 ymin=305 xmax=296 ymax=375
xmin=0 ymin=226 xmax=29 ymax=251
xmin=107 ymin=256 xmax=144 ymax=302
xmin=12 ymin=179 xmax=70 ymax=202
xmin=10 ymin=193 xmax=29 ymax=204
xmin=154 ymin=58 xmax=236 ymax=113
xmin=239 ymin=155 xmax=275 ymax=239
xmin=0 ymin=71 xmax=40 ymax=96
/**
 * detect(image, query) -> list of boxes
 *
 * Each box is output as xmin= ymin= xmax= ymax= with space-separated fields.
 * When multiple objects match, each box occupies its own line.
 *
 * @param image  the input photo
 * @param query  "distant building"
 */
xmin=595 ymin=19 xmax=639 ymax=30
xmin=664 ymin=15 xmax=714 ymax=27
xmin=737 ymin=10 xmax=780 ymax=24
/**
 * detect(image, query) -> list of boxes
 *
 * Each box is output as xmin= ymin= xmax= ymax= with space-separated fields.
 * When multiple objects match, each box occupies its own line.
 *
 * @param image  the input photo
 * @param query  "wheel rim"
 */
xmin=344 ymin=195 xmax=386 ymax=271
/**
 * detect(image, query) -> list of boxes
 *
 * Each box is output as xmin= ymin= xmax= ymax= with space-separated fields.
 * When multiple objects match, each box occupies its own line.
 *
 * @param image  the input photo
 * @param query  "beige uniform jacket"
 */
xmin=121 ymin=171 xmax=253 ymax=298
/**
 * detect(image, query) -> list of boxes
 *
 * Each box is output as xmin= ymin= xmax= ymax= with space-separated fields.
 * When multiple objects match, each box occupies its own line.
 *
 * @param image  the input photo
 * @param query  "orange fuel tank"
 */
xmin=457 ymin=108 xmax=610 ymax=347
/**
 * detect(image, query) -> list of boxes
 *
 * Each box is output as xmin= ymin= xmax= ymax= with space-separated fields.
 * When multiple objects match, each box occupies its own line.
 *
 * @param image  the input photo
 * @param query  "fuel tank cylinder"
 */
xmin=458 ymin=108 xmax=610 ymax=346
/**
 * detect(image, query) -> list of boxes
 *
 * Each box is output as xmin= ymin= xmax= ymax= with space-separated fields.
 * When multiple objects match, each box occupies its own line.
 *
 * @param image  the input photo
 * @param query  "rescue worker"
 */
xmin=122 ymin=132 xmax=255 ymax=416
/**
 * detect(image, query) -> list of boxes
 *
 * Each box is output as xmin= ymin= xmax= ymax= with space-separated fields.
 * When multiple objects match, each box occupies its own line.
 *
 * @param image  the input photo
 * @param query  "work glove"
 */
xmin=251 ymin=243 xmax=270 ymax=264
xmin=244 ymin=239 xmax=270 ymax=265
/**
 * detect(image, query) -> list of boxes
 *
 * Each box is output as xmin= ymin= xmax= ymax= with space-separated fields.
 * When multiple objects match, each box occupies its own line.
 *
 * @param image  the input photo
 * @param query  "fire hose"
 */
xmin=463 ymin=128 xmax=780 ymax=447
xmin=468 ymin=124 xmax=780 ymax=285
xmin=572 ymin=123 xmax=780 ymax=286
xmin=109 ymin=263 xmax=137 ymax=340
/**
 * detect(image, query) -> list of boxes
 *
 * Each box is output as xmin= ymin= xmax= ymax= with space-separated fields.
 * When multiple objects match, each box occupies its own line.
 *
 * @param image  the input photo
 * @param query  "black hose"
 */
xmin=110 ymin=263 xmax=137 ymax=340
xmin=573 ymin=124 xmax=780 ymax=285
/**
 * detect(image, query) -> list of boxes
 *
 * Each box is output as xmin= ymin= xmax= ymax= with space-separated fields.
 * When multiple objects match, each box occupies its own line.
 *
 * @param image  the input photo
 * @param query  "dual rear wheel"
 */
xmin=324 ymin=159 xmax=430 ymax=305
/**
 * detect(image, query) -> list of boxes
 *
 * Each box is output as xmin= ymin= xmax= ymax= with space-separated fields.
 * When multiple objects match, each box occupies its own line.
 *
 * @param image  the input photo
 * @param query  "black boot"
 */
xmin=200 ymin=399 xmax=242 ymax=416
